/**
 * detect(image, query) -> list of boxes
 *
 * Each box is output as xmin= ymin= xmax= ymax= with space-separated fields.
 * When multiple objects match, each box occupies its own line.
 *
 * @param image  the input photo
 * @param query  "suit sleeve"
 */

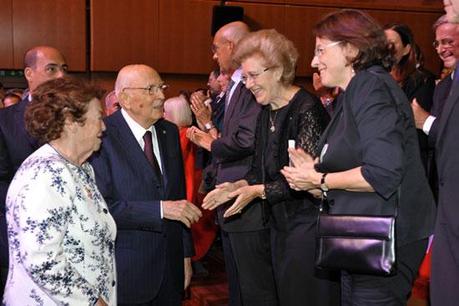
xmin=211 ymin=91 xmax=260 ymax=163
xmin=173 ymin=131 xmax=194 ymax=257
xmin=90 ymin=146 xmax=163 ymax=233
xmin=351 ymin=75 xmax=404 ymax=199
xmin=0 ymin=120 xmax=12 ymax=214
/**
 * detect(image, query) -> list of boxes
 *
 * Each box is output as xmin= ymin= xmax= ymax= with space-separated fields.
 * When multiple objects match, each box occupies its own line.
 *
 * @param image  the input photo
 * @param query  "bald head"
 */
xmin=115 ymin=64 xmax=161 ymax=96
xmin=216 ymin=21 xmax=250 ymax=45
xmin=115 ymin=64 xmax=165 ymax=128
xmin=213 ymin=21 xmax=250 ymax=73
xmin=24 ymin=46 xmax=67 ymax=93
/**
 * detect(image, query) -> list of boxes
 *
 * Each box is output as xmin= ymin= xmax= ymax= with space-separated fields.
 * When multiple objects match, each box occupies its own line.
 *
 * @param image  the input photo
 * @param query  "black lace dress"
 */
xmin=245 ymin=88 xmax=340 ymax=306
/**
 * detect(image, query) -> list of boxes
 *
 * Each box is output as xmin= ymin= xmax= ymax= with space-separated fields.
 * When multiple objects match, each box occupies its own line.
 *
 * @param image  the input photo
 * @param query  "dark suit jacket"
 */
xmin=90 ymin=111 xmax=193 ymax=304
xmin=210 ymin=81 xmax=264 ymax=232
xmin=429 ymin=68 xmax=459 ymax=306
xmin=432 ymin=74 xmax=452 ymax=117
xmin=316 ymin=66 xmax=435 ymax=247
xmin=431 ymin=74 xmax=459 ymax=235
xmin=0 ymin=97 xmax=38 ymax=269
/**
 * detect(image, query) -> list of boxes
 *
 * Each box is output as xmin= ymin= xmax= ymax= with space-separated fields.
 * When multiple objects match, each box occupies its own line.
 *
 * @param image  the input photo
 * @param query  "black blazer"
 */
xmin=0 ymin=97 xmax=38 ymax=269
xmin=210 ymin=81 xmax=264 ymax=232
xmin=316 ymin=66 xmax=436 ymax=246
xmin=431 ymin=75 xmax=459 ymax=232
xmin=432 ymin=74 xmax=452 ymax=117
xmin=90 ymin=111 xmax=193 ymax=303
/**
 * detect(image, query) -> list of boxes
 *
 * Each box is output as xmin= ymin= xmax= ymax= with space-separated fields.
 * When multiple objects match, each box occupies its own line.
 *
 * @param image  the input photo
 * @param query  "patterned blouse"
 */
xmin=3 ymin=144 xmax=117 ymax=306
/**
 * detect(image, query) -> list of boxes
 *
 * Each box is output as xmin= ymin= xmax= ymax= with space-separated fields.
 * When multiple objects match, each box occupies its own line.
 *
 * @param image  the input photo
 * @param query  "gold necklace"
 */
xmin=269 ymin=110 xmax=278 ymax=132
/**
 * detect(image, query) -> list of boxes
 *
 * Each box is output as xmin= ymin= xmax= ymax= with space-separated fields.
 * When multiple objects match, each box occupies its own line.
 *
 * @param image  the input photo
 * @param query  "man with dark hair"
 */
xmin=0 ymin=45 xmax=67 ymax=295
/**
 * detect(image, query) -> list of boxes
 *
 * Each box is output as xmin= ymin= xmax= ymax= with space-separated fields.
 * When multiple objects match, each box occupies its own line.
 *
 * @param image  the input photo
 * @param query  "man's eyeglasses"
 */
xmin=433 ymin=38 xmax=455 ymax=49
xmin=241 ymin=68 xmax=271 ymax=85
xmin=122 ymin=84 xmax=169 ymax=95
xmin=314 ymin=41 xmax=342 ymax=57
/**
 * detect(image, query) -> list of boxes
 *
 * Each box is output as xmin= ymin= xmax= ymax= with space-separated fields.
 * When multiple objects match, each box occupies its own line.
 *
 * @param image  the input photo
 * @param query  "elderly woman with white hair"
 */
xmin=202 ymin=29 xmax=340 ymax=306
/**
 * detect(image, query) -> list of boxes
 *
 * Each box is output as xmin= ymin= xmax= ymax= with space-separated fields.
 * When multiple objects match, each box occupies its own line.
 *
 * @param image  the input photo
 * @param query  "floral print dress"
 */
xmin=3 ymin=144 xmax=117 ymax=306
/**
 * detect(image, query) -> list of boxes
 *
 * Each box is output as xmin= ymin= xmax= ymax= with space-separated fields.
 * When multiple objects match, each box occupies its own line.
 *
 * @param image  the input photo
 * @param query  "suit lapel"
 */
xmin=436 ymin=83 xmax=459 ymax=147
xmin=317 ymin=93 xmax=344 ymax=152
xmin=223 ymin=82 xmax=243 ymax=131
xmin=111 ymin=111 xmax=163 ymax=185
xmin=154 ymin=121 xmax=168 ymax=190
xmin=16 ymin=98 xmax=38 ymax=149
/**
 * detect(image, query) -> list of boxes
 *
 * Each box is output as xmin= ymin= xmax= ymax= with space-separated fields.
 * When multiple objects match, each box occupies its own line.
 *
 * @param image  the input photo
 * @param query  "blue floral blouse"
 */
xmin=3 ymin=144 xmax=117 ymax=306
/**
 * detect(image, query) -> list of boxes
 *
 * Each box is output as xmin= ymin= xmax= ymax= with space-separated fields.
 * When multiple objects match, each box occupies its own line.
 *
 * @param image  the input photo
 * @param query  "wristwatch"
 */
xmin=204 ymin=122 xmax=214 ymax=131
xmin=320 ymin=173 xmax=329 ymax=193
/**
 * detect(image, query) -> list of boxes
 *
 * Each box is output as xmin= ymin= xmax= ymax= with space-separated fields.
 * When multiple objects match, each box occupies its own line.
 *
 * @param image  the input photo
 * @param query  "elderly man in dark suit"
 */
xmin=187 ymin=22 xmax=277 ymax=306
xmin=90 ymin=64 xmax=202 ymax=306
xmin=0 ymin=45 xmax=67 ymax=295
xmin=410 ymin=1 xmax=459 ymax=304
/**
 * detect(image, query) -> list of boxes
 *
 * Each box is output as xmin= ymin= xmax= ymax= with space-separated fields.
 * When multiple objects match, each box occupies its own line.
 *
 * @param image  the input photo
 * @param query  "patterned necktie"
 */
xmin=143 ymin=131 xmax=162 ymax=178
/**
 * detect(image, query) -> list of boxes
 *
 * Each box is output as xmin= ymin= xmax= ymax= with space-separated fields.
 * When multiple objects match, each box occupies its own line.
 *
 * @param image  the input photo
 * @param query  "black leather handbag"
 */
xmin=314 ymin=205 xmax=396 ymax=275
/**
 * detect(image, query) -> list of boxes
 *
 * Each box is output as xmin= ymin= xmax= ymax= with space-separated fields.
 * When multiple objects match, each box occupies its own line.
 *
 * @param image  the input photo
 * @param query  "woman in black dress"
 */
xmin=203 ymin=29 xmax=340 ymax=306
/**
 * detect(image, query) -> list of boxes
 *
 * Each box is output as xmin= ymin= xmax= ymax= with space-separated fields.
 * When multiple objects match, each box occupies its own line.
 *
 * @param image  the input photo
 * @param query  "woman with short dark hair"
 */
xmin=282 ymin=9 xmax=436 ymax=305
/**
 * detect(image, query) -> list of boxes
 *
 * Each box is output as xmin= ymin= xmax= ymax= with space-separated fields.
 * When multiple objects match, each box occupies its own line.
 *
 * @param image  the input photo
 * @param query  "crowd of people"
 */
xmin=0 ymin=1 xmax=458 ymax=306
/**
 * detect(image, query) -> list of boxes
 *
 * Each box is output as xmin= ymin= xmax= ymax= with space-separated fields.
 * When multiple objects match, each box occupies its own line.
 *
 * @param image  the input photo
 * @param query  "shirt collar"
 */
xmin=231 ymin=68 xmax=242 ymax=84
xmin=121 ymin=108 xmax=153 ymax=142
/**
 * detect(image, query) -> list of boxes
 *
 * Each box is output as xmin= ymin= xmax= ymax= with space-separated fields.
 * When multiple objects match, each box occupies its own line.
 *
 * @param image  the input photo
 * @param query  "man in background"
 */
xmin=0 ymin=46 xmax=67 ymax=296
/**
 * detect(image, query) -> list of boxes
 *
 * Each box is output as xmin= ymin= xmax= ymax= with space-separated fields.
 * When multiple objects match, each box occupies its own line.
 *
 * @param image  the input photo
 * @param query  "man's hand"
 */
xmin=95 ymin=298 xmax=108 ymax=306
xmin=186 ymin=126 xmax=215 ymax=151
xmin=411 ymin=98 xmax=430 ymax=129
xmin=184 ymin=257 xmax=192 ymax=289
xmin=162 ymin=200 xmax=202 ymax=228
xmin=190 ymin=91 xmax=212 ymax=128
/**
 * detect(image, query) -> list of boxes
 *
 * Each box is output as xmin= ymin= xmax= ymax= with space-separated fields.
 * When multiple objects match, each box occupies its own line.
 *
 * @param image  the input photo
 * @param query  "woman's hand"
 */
xmin=202 ymin=182 xmax=238 ymax=210
xmin=223 ymin=184 xmax=263 ymax=218
xmin=281 ymin=148 xmax=321 ymax=191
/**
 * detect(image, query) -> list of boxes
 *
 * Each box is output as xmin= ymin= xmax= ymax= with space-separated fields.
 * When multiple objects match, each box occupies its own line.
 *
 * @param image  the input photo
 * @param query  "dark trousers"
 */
xmin=118 ymin=267 xmax=182 ymax=306
xmin=0 ymin=265 xmax=6 ymax=298
xmin=341 ymin=238 xmax=428 ymax=306
xmin=223 ymin=228 xmax=278 ymax=306
xmin=221 ymin=230 xmax=242 ymax=306
xmin=271 ymin=219 xmax=340 ymax=306
xmin=431 ymin=223 xmax=459 ymax=306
